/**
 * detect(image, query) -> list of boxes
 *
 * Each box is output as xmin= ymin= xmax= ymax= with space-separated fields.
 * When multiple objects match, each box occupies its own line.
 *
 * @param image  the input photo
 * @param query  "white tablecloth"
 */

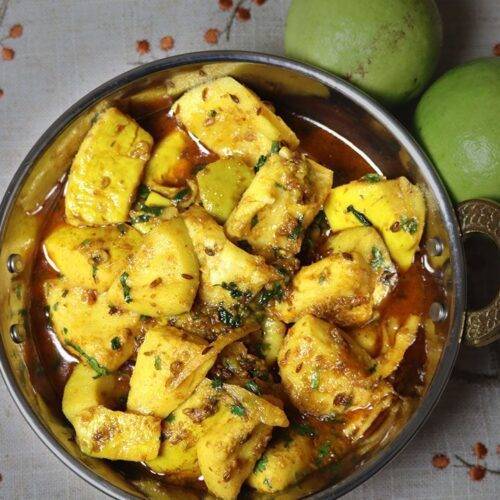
xmin=0 ymin=1 xmax=498 ymax=498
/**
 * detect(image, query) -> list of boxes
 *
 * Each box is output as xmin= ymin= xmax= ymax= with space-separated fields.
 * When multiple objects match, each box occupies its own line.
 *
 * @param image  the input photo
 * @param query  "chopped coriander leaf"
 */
xmin=92 ymin=264 xmax=98 ymax=282
xmin=251 ymin=214 xmax=259 ymax=228
xmin=221 ymin=281 xmax=242 ymax=298
xmin=370 ymin=246 xmax=385 ymax=270
xmin=368 ymin=363 xmax=377 ymax=374
xmin=154 ymin=355 xmax=162 ymax=370
xmin=137 ymin=184 xmax=151 ymax=200
xmin=61 ymin=289 xmax=69 ymax=297
xmin=52 ymin=302 xmax=59 ymax=311
xmin=317 ymin=441 xmax=331 ymax=459
xmin=257 ymin=281 xmax=284 ymax=306
xmin=80 ymin=238 xmax=91 ymax=246
xmin=362 ymin=173 xmax=382 ymax=183
xmin=130 ymin=213 xmax=153 ymax=224
xmin=244 ymin=380 xmax=261 ymax=395
xmin=119 ymin=272 xmax=132 ymax=303
xmin=270 ymin=141 xmax=281 ymax=154
xmin=254 ymin=154 xmax=268 ymax=173
xmin=346 ymin=205 xmax=372 ymax=226
xmin=254 ymin=454 xmax=268 ymax=473
xmin=141 ymin=205 xmax=164 ymax=216
xmin=250 ymin=368 xmax=269 ymax=381
xmin=117 ymin=223 xmax=128 ymax=235
xmin=164 ymin=413 xmax=175 ymax=423
xmin=274 ymin=182 xmax=286 ymax=190
xmin=211 ymin=377 xmax=223 ymax=390
xmin=230 ymin=404 xmax=246 ymax=417
xmin=263 ymin=478 xmax=272 ymax=489
xmin=293 ymin=422 xmax=317 ymax=438
xmin=62 ymin=327 xmax=69 ymax=335
xmin=110 ymin=337 xmax=122 ymax=350
xmin=217 ymin=307 xmax=243 ymax=328
xmin=172 ymin=187 xmax=191 ymax=203
xmin=400 ymin=216 xmax=418 ymax=234
xmin=289 ymin=216 xmax=303 ymax=240
xmin=316 ymin=441 xmax=331 ymax=466
xmin=139 ymin=314 xmax=151 ymax=321
xmin=208 ymin=109 xmax=217 ymax=118
xmin=310 ymin=371 xmax=320 ymax=390
xmin=65 ymin=340 xmax=109 ymax=378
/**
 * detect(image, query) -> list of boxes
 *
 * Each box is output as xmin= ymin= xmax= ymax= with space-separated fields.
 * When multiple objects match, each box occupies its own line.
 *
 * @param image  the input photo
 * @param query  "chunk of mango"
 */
xmin=174 ymin=76 xmax=299 ymax=168
xmin=197 ymin=158 xmax=254 ymax=223
xmin=274 ymin=252 xmax=375 ymax=327
xmin=324 ymin=177 xmax=425 ymax=271
xmin=45 ymin=279 xmax=138 ymax=371
xmin=44 ymin=223 xmax=142 ymax=292
xmin=107 ymin=218 xmax=199 ymax=317
xmin=225 ymin=149 xmax=332 ymax=260
xmin=65 ymin=107 xmax=153 ymax=226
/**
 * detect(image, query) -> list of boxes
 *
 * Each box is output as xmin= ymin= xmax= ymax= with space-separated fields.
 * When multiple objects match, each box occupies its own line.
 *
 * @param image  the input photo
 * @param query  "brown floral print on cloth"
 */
xmin=0 ymin=0 xmax=24 ymax=98
xmin=494 ymin=43 xmax=500 ymax=56
xmin=432 ymin=442 xmax=500 ymax=481
xmin=205 ymin=0 xmax=268 ymax=45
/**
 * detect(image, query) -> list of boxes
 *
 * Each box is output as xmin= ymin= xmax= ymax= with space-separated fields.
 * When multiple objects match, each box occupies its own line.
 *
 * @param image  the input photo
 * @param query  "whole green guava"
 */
xmin=285 ymin=0 xmax=442 ymax=106
xmin=414 ymin=58 xmax=500 ymax=203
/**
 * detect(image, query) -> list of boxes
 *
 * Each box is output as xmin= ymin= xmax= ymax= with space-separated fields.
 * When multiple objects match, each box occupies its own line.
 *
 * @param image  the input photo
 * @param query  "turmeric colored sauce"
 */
xmin=27 ymin=99 xmax=445 ymax=492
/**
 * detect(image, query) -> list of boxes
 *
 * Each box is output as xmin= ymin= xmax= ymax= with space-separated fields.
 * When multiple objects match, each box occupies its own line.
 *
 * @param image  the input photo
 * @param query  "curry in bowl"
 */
xmin=29 ymin=76 xmax=444 ymax=498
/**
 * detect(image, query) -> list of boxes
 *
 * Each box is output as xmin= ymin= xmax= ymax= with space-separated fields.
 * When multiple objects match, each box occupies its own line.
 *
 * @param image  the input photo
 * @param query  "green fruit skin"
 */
xmin=414 ymin=58 xmax=500 ymax=203
xmin=285 ymin=0 xmax=442 ymax=106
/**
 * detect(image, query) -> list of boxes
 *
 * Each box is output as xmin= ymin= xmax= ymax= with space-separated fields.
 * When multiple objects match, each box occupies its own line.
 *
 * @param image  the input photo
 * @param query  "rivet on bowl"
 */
xmin=426 ymin=238 xmax=444 ymax=257
xmin=429 ymin=302 xmax=448 ymax=322
xmin=7 ymin=254 xmax=24 ymax=274
xmin=9 ymin=324 xmax=26 ymax=344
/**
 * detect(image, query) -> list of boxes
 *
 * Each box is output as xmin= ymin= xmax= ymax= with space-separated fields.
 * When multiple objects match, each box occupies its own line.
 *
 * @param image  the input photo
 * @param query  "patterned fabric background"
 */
xmin=0 ymin=1 xmax=498 ymax=498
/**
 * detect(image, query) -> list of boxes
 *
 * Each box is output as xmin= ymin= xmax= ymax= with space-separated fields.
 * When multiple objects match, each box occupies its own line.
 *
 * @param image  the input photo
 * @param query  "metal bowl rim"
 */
xmin=0 ymin=50 xmax=465 ymax=499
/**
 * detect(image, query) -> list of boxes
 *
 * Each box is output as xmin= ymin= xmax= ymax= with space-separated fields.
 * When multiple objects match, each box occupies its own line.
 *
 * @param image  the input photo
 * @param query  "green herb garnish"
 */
xmin=270 ymin=141 xmax=281 ymax=154
xmin=119 ymin=272 xmax=132 ymax=303
xmin=211 ymin=377 xmax=223 ymax=390
xmin=257 ymin=281 xmax=284 ymax=306
xmin=293 ymin=423 xmax=317 ymax=438
xmin=310 ymin=371 xmax=320 ymax=390
xmin=52 ymin=302 xmax=59 ymax=312
xmin=346 ymin=205 xmax=372 ymax=226
xmin=92 ymin=264 xmax=98 ymax=282
xmin=362 ymin=173 xmax=382 ymax=183
xmin=370 ymin=246 xmax=384 ymax=270
xmin=251 ymin=214 xmax=259 ymax=228
xmin=316 ymin=441 xmax=331 ymax=465
xmin=154 ymin=355 xmax=162 ymax=370
xmin=117 ymin=223 xmax=128 ymax=235
xmin=254 ymin=454 xmax=268 ymax=473
xmin=65 ymin=340 xmax=109 ymax=378
xmin=137 ymin=184 xmax=151 ymax=200
xmin=221 ymin=281 xmax=251 ymax=301
xmin=62 ymin=327 xmax=69 ymax=335
xmin=254 ymin=155 xmax=268 ymax=173
xmin=130 ymin=213 xmax=153 ymax=224
xmin=263 ymin=478 xmax=272 ymax=489
xmin=217 ymin=307 xmax=243 ymax=328
xmin=400 ymin=216 xmax=418 ymax=234
xmin=172 ymin=187 xmax=191 ymax=203
xmin=230 ymin=404 xmax=246 ymax=417
xmin=164 ymin=413 xmax=175 ymax=423
xmin=244 ymin=380 xmax=261 ymax=395
xmin=141 ymin=205 xmax=164 ymax=216
xmin=111 ymin=337 xmax=122 ymax=350
xmin=289 ymin=216 xmax=303 ymax=241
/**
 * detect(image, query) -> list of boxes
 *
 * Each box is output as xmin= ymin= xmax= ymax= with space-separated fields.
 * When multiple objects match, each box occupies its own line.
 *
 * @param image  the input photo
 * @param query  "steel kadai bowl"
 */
xmin=0 ymin=52 xmax=498 ymax=499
